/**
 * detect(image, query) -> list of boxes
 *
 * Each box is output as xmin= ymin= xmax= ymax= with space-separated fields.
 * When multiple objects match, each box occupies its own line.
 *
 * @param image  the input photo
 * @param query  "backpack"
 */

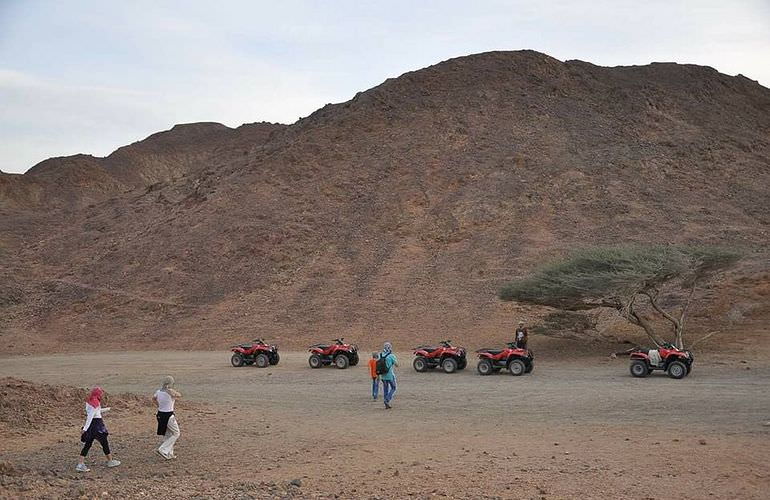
xmin=375 ymin=353 xmax=390 ymax=375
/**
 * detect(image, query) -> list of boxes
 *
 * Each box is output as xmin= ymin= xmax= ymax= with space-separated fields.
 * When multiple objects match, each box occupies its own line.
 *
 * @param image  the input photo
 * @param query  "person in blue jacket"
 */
xmin=379 ymin=342 xmax=399 ymax=409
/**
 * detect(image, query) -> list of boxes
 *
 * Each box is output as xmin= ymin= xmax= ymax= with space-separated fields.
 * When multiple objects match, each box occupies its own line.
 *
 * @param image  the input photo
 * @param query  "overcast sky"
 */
xmin=1 ymin=0 xmax=768 ymax=174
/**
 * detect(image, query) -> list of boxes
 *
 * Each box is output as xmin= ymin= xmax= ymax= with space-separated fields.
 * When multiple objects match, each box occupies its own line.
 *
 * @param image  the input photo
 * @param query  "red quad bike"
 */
xmin=413 ymin=340 xmax=467 ymax=373
xmin=230 ymin=338 xmax=280 ymax=368
xmin=476 ymin=342 xmax=534 ymax=376
xmin=629 ymin=343 xmax=694 ymax=379
xmin=308 ymin=338 xmax=359 ymax=369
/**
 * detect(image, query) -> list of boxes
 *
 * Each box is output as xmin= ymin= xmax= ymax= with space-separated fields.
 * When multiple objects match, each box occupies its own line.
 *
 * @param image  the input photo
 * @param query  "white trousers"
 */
xmin=158 ymin=415 xmax=180 ymax=456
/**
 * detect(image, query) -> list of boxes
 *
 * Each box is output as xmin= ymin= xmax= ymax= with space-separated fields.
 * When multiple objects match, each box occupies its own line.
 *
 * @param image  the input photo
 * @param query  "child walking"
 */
xmin=154 ymin=375 xmax=182 ymax=460
xmin=76 ymin=387 xmax=121 ymax=472
xmin=368 ymin=352 xmax=380 ymax=400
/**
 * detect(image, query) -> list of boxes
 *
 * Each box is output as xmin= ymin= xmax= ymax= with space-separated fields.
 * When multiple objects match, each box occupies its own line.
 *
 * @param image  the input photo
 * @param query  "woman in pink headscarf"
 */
xmin=76 ymin=387 xmax=121 ymax=472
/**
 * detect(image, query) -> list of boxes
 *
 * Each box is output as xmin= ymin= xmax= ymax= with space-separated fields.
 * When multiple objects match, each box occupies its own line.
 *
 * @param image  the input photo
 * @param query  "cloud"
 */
xmin=0 ymin=0 xmax=768 ymax=173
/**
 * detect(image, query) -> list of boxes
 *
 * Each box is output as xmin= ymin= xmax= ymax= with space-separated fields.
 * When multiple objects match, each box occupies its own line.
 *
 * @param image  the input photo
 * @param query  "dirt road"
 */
xmin=1 ymin=351 xmax=769 ymax=499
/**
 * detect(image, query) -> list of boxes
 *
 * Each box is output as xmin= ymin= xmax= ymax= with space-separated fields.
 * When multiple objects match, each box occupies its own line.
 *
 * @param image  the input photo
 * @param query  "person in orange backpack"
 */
xmin=368 ymin=352 xmax=380 ymax=400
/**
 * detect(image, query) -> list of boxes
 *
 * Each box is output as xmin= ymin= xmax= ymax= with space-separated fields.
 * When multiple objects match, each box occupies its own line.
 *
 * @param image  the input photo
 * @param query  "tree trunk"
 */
xmin=624 ymin=297 xmax=662 ymax=347
xmin=643 ymin=290 xmax=681 ymax=347
xmin=676 ymin=279 xmax=698 ymax=349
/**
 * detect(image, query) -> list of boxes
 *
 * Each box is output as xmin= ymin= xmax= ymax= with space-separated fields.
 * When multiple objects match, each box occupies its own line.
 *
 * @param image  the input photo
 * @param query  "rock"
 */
xmin=289 ymin=479 xmax=302 ymax=487
xmin=393 ymin=469 xmax=399 ymax=477
xmin=699 ymin=439 xmax=707 ymax=445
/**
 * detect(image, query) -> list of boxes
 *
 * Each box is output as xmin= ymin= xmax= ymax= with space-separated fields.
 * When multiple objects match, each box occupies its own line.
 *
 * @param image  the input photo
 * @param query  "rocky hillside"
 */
xmin=1 ymin=50 xmax=768 ymax=352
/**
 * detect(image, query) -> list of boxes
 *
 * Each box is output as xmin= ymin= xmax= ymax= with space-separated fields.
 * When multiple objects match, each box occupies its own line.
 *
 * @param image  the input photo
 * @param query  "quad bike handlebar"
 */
xmin=440 ymin=340 xmax=452 ymax=347
xmin=334 ymin=338 xmax=345 ymax=344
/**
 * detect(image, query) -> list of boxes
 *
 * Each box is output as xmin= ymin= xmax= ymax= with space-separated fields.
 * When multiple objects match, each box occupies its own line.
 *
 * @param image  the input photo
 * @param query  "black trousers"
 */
xmin=80 ymin=434 xmax=110 ymax=457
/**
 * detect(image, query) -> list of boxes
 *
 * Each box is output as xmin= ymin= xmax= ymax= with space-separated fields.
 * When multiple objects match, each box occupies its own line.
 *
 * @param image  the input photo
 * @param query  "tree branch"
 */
xmin=642 ymin=289 xmax=680 ymax=334
xmin=690 ymin=330 xmax=719 ymax=348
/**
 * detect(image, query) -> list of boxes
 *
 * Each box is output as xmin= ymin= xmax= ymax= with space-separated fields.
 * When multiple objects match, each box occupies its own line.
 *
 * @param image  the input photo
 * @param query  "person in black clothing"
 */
xmin=515 ymin=321 xmax=528 ymax=350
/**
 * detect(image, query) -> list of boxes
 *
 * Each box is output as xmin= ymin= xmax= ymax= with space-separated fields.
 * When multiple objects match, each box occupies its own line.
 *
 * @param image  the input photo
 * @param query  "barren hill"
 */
xmin=1 ymin=50 xmax=769 ymax=353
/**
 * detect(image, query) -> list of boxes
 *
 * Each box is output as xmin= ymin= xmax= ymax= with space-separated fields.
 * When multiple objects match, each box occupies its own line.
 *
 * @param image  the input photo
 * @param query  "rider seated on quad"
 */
xmin=515 ymin=321 xmax=528 ymax=350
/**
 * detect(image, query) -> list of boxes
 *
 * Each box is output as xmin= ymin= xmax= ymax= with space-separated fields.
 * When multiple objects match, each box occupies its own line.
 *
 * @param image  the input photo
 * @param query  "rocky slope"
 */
xmin=1 ymin=50 xmax=768 ymax=352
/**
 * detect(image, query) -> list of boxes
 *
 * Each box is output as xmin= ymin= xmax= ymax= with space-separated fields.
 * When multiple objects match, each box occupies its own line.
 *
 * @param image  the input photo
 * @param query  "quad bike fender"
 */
xmin=308 ymin=347 xmax=325 ymax=354
xmin=477 ymin=352 xmax=496 ymax=360
xmin=413 ymin=350 xmax=430 ymax=357
xmin=629 ymin=352 xmax=650 ymax=361
xmin=231 ymin=347 xmax=249 ymax=354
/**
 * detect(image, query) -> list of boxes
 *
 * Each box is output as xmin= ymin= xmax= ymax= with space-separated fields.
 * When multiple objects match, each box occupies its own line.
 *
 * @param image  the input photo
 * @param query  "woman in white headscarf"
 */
xmin=153 ymin=375 xmax=182 ymax=459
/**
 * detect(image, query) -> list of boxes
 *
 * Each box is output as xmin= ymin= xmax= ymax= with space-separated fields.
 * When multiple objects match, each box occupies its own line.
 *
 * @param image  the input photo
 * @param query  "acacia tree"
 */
xmin=499 ymin=246 xmax=741 ymax=349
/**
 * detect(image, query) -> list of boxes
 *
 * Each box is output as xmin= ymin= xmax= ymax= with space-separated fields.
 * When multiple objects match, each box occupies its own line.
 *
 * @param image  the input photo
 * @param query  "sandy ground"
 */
xmin=1 ymin=350 xmax=769 ymax=499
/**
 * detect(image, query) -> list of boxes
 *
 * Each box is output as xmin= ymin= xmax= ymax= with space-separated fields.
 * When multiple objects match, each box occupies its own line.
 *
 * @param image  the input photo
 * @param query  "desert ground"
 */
xmin=1 ymin=348 xmax=769 ymax=499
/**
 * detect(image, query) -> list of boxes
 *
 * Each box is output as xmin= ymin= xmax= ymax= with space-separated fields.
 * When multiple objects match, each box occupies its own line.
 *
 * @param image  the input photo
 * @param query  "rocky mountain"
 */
xmin=1 ymin=50 xmax=768 ymax=352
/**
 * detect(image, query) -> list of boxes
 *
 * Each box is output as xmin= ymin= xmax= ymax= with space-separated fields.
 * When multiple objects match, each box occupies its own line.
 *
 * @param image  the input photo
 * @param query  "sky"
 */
xmin=1 ymin=0 xmax=768 ymax=174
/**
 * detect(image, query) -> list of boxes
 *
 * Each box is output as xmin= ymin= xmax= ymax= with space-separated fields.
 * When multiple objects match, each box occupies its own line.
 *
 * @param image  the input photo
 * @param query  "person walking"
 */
xmin=77 ymin=387 xmax=121 ymax=472
xmin=379 ymin=342 xmax=398 ymax=409
xmin=154 ymin=376 xmax=181 ymax=460
xmin=515 ymin=321 xmax=529 ymax=350
xmin=368 ymin=352 xmax=380 ymax=400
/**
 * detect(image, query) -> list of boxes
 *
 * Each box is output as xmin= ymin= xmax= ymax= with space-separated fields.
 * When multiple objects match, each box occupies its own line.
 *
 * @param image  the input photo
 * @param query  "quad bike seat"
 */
xmin=479 ymin=348 xmax=504 ymax=355
xmin=311 ymin=344 xmax=331 ymax=350
xmin=416 ymin=346 xmax=439 ymax=353
xmin=238 ymin=343 xmax=253 ymax=349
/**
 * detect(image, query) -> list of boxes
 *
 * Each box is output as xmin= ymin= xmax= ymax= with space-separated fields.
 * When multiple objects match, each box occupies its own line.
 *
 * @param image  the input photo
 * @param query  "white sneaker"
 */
xmin=156 ymin=448 xmax=172 ymax=460
xmin=106 ymin=459 xmax=121 ymax=468
xmin=76 ymin=463 xmax=90 ymax=472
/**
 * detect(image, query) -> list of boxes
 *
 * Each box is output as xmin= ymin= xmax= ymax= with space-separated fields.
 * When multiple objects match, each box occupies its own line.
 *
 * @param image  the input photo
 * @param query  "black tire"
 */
xmin=442 ymin=357 xmax=458 ymax=374
xmin=686 ymin=363 xmax=692 ymax=375
xmin=350 ymin=352 xmax=359 ymax=366
xmin=525 ymin=361 xmax=534 ymax=374
xmin=231 ymin=353 xmax=244 ymax=367
xmin=630 ymin=360 xmax=649 ymax=378
xmin=309 ymin=354 xmax=323 ymax=369
xmin=508 ymin=359 xmax=525 ymax=376
xmin=457 ymin=358 xmax=467 ymax=370
xmin=667 ymin=361 xmax=687 ymax=379
xmin=413 ymin=356 xmax=428 ymax=373
xmin=477 ymin=359 xmax=493 ymax=376
xmin=334 ymin=354 xmax=350 ymax=369
xmin=269 ymin=352 xmax=280 ymax=365
xmin=255 ymin=353 xmax=270 ymax=368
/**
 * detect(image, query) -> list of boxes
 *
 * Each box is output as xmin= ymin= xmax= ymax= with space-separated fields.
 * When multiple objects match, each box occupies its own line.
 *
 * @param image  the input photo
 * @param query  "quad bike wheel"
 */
xmin=255 ymin=353 xmax=270 ymax=368
xmin=630 ymin=360 xmax=649 ymax=377
xmin=508 ymin=359 xmax=526 ymax=376
xmin=335 ymin=354 xmax=350 ymax=369
xmin=309 ymin=354 xmax=323 ymax=369
xmin=477 ymin=358 xmax=493 ymax=376
xmin=442 ymin=357 xmax=458 ymax=374
xmin=457 ymin=358 xmax=467 ymax=370
xmin=269 ymin=352 xmax=280 ymax=365
xmin=413 ymin=356 xmax=428 ymax=372
xmin=667 ymin=361 xmax=687 ymax=379
xmin=231 ymin=353 xmax=245 ymax=367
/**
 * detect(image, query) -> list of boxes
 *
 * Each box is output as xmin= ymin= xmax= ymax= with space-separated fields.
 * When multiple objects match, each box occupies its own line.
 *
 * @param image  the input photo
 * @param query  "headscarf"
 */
xmin=383 ymin=342 xmax=392 ymax=354
xmin=161 ymin=376 xmax=175 ymax=390
xmin=86 ymin=387 xmax=104 ymax=408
